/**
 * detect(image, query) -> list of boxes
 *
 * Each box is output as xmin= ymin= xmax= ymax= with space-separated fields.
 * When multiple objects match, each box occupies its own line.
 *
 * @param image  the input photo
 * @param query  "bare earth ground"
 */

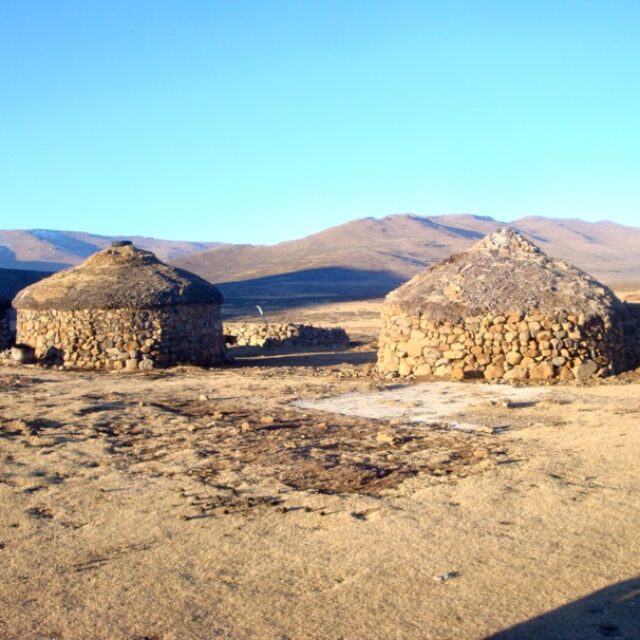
xmin=1 ymin=300 xmax=640 ymax=640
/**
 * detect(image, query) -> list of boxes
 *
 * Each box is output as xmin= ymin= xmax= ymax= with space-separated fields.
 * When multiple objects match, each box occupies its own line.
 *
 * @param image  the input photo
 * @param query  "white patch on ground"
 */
xmin=294 ymin=381 xmax=549 ymax=430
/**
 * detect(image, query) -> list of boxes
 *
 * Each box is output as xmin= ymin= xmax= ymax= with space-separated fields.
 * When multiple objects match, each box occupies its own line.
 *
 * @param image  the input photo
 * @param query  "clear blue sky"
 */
xmin=1 ymin=1 xmax=639 ymax=243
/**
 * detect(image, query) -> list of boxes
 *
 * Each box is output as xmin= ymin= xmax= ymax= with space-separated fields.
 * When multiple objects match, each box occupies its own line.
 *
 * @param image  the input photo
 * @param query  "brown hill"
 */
xmin=3 ymin=215 xmax=639 ymax=315
xmin=0 ymin=229 xmax=221 ymax=271
xmin=173 ymin=214 xmax=640 ymax=313
xmin=178 ymin=215 xmax=497 ymax=283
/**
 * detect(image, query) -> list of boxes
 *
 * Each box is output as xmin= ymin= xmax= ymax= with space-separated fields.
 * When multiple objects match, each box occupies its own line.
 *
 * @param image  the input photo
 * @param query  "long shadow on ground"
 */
xmin=488 ymin=577 xmax=640 ymax=639
xmin=229 ymin=345 xmax=377 ymax=368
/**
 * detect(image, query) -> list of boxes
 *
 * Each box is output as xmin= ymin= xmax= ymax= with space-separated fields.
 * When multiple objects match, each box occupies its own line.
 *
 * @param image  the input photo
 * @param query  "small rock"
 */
xmin=376 ymin=431 xmax=401 ymax=446
xmin=530 ymin=362 xmax=554 ymax=380
xmin=240 ymin=421 xmax=252 ymax=432
xmin=11 ymin=345 xmax=36 ymax=364
xmin=504 ymin=366 xmax=527 ymax=381
xmin=506 ymin=351 xmax=522 ymax=366
xmin=475 ymin=425 xmax=495 ymax=434
xmin=434 ymin=571 xmax=460 ymax=582
xmin=451 ymin=367 xmax=465 ymax=381
xmin=484 ymin=364 xmax=504 ymax=380
xmin=260 ymin=415 xmax=275 ymax=424
xmin=574 ymin=359 xmax=598 ymax=380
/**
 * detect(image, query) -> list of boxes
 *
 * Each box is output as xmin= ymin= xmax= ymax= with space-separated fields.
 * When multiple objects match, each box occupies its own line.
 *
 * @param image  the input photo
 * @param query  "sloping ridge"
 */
xmin=177 ymin=214 xmax=501 ymax=284
xmin=0 ymin=229 xmax=222 ymax=271
xmin=176 ymin=214 xmax=640 ymax=293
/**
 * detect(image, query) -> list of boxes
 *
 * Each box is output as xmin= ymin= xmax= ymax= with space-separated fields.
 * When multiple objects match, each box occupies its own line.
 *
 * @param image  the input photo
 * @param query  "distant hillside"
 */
xmin=175 ymin=214 xmax=640 ymax=313
xmin=176 ymin=215 xmax=497 ymax=282
xmin=0 ymin=229 xmax=221 ymax=271
xmin=3 ymin=215 xmax=639 ymax=316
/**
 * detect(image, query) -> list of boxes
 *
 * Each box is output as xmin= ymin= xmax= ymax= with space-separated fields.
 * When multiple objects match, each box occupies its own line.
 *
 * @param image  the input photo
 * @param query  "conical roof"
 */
xmin=13 ymin=242 xmax=223 ymax=311
xmin=384 ymin=228 xmax=620 ymax=321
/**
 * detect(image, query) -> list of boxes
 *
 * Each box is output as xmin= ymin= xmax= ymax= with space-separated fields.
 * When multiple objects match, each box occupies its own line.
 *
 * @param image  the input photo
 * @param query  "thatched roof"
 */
xmin=384 ymin=228 xmax=621 ymax=321
xmin=13 ymin=242 xmax=223 ymax=311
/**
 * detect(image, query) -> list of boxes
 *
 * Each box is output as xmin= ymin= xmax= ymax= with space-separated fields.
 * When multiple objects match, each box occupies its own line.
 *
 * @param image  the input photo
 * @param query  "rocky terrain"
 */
xmin=1 ymin=299 xmax=639 ymax=639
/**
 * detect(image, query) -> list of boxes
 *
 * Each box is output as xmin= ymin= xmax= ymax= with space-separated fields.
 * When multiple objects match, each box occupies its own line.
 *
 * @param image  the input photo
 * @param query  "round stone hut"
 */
xmin=377 ymin=228 xmax=629 ymax=381
xmin=0 ymin=297 xmax=12 ymax=350
xmin=12 ymin=241 xmax=226 ymax=370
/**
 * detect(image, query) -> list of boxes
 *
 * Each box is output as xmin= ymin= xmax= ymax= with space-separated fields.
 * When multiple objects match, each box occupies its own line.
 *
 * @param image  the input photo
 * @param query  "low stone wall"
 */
xmin=16 ymin=303 xmax=226 ymax=370
xmin=0 ymin=308 xmax=11 ymax=350
xmin=377 ymin=305 xmax=628 ymax=381
xmin=225 ymin=322 xmax=349 ymax=348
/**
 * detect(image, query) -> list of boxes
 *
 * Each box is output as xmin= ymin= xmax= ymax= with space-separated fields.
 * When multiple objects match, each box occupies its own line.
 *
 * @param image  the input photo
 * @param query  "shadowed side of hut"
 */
xmin=0 ymin=297 xmax=11 ymax=350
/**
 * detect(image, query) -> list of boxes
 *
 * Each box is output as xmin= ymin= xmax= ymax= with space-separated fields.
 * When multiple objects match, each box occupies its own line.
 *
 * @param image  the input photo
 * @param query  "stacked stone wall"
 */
xmin=225 ymin=322 xmax=349 ymax=348
xmin=0 ymin=308 xmax=12 ymax=350
xmin=623 ymin=303 xmax=640 ymax=369
xmin=16 ymin=303 xmax=226 ymax=370
xmin=377 ymin=305 xmax=627 ymax=381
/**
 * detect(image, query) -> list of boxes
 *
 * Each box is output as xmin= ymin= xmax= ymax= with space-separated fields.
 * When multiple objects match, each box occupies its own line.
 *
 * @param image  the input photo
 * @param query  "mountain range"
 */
xmin=1 ymin=215 xmax=639 ymax=314
xmin=175 ymin=214 xmax=640 ymax=312
xmin=0 ymin=229 xmax=220 ymax=271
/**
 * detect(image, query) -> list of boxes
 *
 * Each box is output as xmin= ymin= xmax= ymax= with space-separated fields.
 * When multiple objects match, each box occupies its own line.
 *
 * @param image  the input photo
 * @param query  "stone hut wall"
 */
xmin=0 ymin=308 xmax=12 ymax=350
xmin=16 ymin=303 xmax=225 ymax=370
xmin=377 ymin=305 xmax=627 ymax=381
xmin=623 ymin=303 xmax=640 ymax=369
xmin=225 ymin=322 xmax=349 ymax=348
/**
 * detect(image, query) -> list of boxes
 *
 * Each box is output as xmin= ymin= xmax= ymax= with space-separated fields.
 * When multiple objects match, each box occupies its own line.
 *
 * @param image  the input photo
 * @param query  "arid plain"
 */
xmin=1 ymin=299 xmax=639 ymax=640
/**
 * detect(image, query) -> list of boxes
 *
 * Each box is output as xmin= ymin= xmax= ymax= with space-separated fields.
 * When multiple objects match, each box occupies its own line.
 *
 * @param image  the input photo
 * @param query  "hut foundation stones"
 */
xmin=224 ymin=322 xmax=349 ymax=348
xmin=378 ymin=228 xmax=635 ymax=381
xmin=16 ymin=305 xmax=224 ymax=370
xmin=378 ymin=307 xmax=626 ymax=381
xmin=12 ymin=242 xmax=226 ymax=370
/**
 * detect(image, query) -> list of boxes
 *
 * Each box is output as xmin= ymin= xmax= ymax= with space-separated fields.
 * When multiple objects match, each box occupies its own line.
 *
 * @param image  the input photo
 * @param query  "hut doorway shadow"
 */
xmin=488 ymin=577 xmax=640 ymax=639
xmin=229 ymin=344 xmax=377 ymax=368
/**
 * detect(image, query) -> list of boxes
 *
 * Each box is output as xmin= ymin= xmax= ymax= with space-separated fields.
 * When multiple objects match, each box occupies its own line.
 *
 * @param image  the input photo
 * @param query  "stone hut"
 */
xmin=12 ymin=242 xmax=226 ymax=370
xmin=377 ymin=228 xmax=630 ymax=381
xmin=0 ymin=297 xmax=11 ymax=350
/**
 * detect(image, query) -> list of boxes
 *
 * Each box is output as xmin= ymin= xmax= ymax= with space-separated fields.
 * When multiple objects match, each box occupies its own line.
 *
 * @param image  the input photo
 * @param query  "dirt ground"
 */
xmin=1 ymin=300 xmax=640 ymax=640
